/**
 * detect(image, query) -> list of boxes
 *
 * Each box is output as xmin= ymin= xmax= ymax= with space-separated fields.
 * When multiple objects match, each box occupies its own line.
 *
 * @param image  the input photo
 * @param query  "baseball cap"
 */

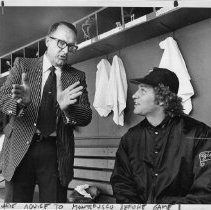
xmin=130 ymin=67 xmax=179 ymax=94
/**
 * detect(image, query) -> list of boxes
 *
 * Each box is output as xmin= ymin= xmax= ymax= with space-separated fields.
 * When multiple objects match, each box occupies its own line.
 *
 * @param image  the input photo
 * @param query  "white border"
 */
xmin=1 ymin=0 xmax=211 ymax=7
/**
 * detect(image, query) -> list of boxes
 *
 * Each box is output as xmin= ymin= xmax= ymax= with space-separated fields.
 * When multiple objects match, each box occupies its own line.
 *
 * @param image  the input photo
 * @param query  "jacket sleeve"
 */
xmin=0 ymin=58 xmax=25 ymax=117
xmin=61 ymin=71 xmax=92 ymax=127
xmin=110 ymin=135 xmax=140 ymax=203
xmin=176 ymin=127 xmax=211 ymax=204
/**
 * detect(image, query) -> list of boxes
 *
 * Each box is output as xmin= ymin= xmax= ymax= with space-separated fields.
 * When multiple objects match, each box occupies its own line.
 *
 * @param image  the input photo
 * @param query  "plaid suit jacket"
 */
xmin=0 ymin=56 xmax=92 ymax=186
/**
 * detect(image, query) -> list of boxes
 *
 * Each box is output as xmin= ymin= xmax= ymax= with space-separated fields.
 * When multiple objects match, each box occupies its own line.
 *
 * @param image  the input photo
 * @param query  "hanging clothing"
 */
xmin=159 ymin=37 xmax=194 ymax=114
xmin=0 ymin=134 xmax=4 ymax=152
xmin=107 ymin=55 xmax=128 ymax=126
xmin=93 ymin=59 xmax=112 ymax=117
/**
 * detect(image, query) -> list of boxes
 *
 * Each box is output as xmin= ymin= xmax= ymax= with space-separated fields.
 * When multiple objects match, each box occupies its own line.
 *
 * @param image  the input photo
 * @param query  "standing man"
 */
xmin=0 ymin=21 xmax=92 ymax=202
xmin=110 ymin=67 xmax=211 ymax=204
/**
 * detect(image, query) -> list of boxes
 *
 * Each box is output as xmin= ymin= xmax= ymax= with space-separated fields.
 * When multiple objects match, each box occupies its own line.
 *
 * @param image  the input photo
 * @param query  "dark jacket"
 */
xmin=0 ymin=57 xmax=92 ymax=186
xmin=110 ymin=115 xmax=211 ymax=204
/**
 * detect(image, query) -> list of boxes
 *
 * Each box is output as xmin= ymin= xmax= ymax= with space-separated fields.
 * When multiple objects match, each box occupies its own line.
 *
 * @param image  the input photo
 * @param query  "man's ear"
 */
xmin=45 ymin=36 xmax=50 ymax=48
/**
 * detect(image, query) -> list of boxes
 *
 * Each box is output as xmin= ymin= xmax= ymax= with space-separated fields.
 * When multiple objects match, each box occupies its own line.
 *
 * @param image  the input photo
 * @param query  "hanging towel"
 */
xmin=0 ymin=134 xmax=4 ymax=152
xmin=93 ymin=59 xmax=112 ymax=117
xmin=159 ymin=37 xmax=194 ymax=114
xmin=107 ymin=55 xmax=128 ymax=126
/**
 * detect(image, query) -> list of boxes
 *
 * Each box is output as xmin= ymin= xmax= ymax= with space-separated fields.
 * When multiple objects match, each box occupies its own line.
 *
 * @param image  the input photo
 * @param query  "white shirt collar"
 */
xmin=43 ymin=54 xmax=53 ymax=73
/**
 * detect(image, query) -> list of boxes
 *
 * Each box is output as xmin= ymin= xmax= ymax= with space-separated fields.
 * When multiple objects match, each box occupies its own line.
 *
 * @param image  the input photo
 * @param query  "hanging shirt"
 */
xmin=93 ymin=59 xmax=112 ymax=117
xmin=159 ymin=37 xmax=194 ymax=114
xmin=107 ymin=55 xmax=128 ymax=126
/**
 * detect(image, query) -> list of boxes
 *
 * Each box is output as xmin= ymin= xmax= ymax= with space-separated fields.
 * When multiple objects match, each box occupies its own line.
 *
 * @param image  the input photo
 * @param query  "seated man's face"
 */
xmin=132 ymin=83 xmax=161 ymax=117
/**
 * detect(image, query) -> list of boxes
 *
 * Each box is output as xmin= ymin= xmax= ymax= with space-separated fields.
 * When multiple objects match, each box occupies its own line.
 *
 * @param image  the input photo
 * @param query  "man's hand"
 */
xmin=57 ymin=78 xmax=83 ymax=111
xmin=11 ymin=73 xmax=31 ymax=107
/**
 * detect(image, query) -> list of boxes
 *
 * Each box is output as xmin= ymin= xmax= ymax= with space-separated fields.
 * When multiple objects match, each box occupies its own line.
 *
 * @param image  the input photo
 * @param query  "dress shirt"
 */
xmin=41 ymin=54 xmax=61 ymax=98
xmin=37 ymin=54 xmax=61 ymax=136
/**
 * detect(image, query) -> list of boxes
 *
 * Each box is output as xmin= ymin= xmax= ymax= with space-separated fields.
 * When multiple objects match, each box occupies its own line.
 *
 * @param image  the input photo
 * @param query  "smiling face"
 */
xmin=132 ymin=84 xmax=163 ymax=117
xmin=45 ymin=24 xmax=77 ymax=67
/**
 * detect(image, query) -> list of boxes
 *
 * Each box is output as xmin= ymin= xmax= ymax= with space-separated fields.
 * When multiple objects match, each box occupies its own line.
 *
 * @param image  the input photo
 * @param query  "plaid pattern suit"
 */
xmin=0 ymin=56 xmax=92 ymax=186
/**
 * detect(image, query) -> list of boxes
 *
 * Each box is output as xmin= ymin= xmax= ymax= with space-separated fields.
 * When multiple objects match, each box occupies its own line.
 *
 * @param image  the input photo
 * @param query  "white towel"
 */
xmin=93 ymin=59 xmax=112 ymax=117
xmin=0 ymin=134 xmax=4 ymax=152
xmin=159 ymin=37 xmax=194 ymax=114
xmin=107 ymin=55 xmax=128 ymax=126
xmin=75 ymin=184 xmax=92 ymax=198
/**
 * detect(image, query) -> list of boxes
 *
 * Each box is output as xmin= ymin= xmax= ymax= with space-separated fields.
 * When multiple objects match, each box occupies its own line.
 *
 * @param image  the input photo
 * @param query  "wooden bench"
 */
xmin=0 ymin=136 xmax=120 ymax=203
xmin=68 ymin=136 xmax=120 ymax=203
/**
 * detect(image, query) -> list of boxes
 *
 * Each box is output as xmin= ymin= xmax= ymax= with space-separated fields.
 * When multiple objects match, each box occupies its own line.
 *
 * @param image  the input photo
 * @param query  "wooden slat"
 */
xmin=0 ymin=174 xmax=5 ymax=189
xmin=74 ymin=158 xmax=115 ymax=169
xmin=75 ymin=147 xmax=117 ymax=157
xmin=69 ymin=179 xmax=113 ymax=195
xmin=74 ymin=169 xmax=112 ymax=182
xmin=75 ymin=138 xmax=120 ymax=147
xmin=75 ymin=136 xmax=120 ymax=140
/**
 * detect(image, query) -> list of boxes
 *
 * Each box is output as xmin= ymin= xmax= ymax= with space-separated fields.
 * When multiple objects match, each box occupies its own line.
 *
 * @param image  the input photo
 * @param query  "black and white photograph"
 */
xmin=1 ymin=0 xmax=211 ymax=209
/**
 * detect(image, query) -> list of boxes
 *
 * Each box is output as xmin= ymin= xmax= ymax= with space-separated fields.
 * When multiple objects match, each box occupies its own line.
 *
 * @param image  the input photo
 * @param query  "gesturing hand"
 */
xmin=57 ymin=78 xmax=83 ymax=111
xmin=11 ymin=73 xmax=31 ymax=107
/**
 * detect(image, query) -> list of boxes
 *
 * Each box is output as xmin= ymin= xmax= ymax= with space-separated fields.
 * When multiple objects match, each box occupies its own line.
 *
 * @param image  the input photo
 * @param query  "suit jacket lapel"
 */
xmin=29 ymin=56 xmax=43 ymax=120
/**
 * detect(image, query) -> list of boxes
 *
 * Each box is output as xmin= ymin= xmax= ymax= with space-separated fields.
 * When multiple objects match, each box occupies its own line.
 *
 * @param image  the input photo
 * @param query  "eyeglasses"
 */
xmin=49 ymin=36 xmax=78 ymax=53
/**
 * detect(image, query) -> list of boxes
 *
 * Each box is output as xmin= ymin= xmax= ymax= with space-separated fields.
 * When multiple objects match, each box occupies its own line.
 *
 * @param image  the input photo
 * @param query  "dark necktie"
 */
xmin=37 ymin=66 xmax=57 ymax=137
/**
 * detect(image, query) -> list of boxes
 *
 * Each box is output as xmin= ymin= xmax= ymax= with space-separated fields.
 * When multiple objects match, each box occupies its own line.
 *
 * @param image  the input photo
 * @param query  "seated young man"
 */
xmin=110 ymin=67 xmax=211 ymax=204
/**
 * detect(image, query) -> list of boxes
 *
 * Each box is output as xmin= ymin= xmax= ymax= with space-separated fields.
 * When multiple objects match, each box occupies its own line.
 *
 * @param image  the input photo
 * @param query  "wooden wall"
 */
xmin=73 ymin=17 xmax=211 ymax=139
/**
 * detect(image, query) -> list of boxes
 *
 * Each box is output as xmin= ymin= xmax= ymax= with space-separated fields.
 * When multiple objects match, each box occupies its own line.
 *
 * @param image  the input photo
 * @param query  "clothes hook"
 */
xmin=118 ymin=50 xmax=121 ymax=57
xmin=174 ymin=0 xmax=179 ymax=7
xmin=106 ymin=54 xmax=112 ymax=63
xmin=172 ymin=31 xmax=178 ymax=42
xmin=1 ymin=1 xmax=4 ymax=15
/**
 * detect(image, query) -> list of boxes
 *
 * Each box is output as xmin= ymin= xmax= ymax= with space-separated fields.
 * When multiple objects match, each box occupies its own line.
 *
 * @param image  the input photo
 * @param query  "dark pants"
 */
xmin=4 ymin=136 xmax=67 ymax=203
